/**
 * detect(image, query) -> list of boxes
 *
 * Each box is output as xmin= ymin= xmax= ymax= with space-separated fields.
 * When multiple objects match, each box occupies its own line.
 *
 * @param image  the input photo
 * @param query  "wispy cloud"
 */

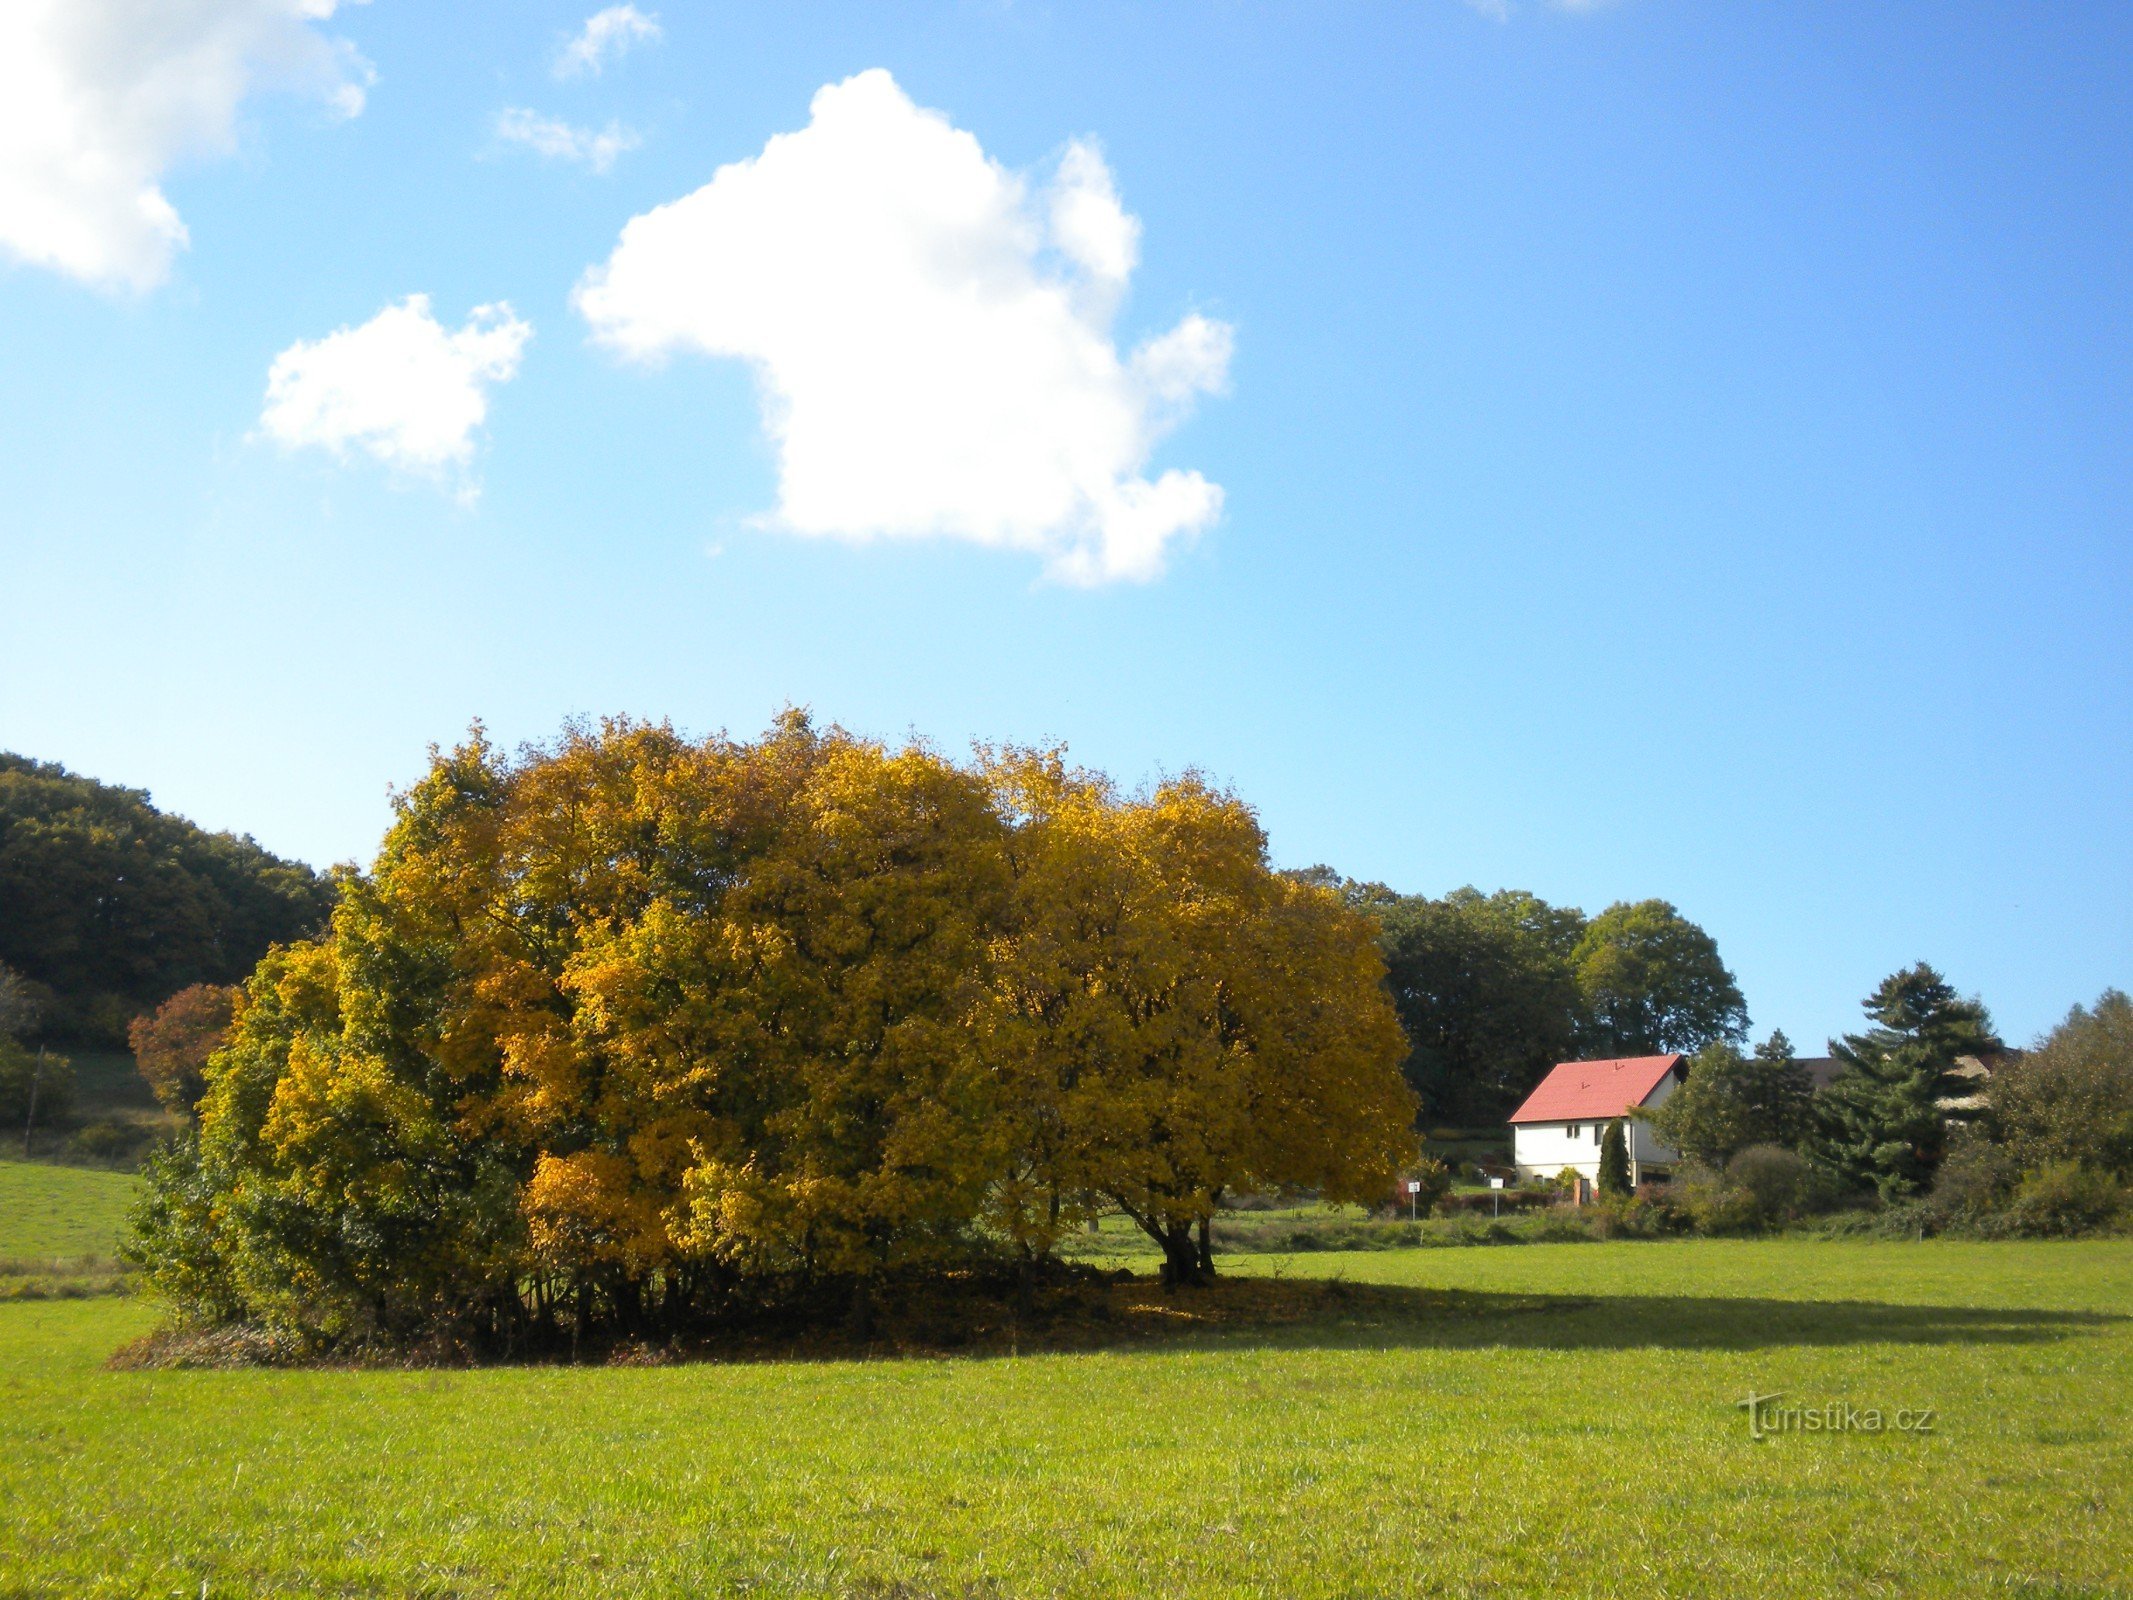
xmin=554 ymin=6 xmax=662 ymax=79
xmin=495 ymin=108 xmax=639 ymax=174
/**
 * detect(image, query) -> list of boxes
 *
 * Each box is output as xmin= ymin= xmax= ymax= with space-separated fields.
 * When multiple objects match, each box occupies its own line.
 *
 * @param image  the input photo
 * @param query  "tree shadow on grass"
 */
xmin=1086 ymin=1278 xmax=2125 ymax=1357
xmin=106 ymin=1275 xmax=2128 ymax=1370
xmin=640 ymin=1277 xmax=2129 ymax=1365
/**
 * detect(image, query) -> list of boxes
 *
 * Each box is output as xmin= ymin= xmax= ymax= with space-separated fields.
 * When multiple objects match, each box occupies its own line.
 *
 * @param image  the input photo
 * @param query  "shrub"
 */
xmin=1930 ymin=1126 xmax=2018 ymax=1220
xmin=1816 ymin=1200 xmax=1937 ymax=1240
xmin=1436 ymin=1189 xmax=1551 ymax=1216
xmin=1405 ymin=1157 xmax=1452 ymax=1215
xmin=2002 ymin=1162 xmax=2126 ymax=1238
xmin=72 ymin=1122 xmax=131 ymax=1160
xmin=0 ymin=1040 xmax=71 ymax=1128
xmin=1672 ymin=1164 xmax=1764 ymax=1234
xmin=1723 ymin=1144 xmax=1840 ymax=1223
xmin=1584 ymin=1190 xmax=1684 ymax=1240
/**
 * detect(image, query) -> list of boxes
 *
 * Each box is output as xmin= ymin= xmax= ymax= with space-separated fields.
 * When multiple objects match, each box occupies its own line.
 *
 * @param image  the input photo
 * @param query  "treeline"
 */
xmin=128 ymin=717 xmax=1416 ymax=1352
xmin=0 ymin=754 xmax=334 ymax=1044
xmin=1642 ymin=968 xmax=2133 ymax=1236
xmin=0 ymin=742 xmax=1756 ymax=1137
xmin=1307 ymin=878 xmax=1748 ymax=1125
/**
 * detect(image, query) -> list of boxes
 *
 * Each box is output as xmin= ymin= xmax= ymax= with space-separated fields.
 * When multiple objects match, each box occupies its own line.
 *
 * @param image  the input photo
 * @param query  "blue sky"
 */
xmin=1 ymin=1 xmax=2127 ymax=1051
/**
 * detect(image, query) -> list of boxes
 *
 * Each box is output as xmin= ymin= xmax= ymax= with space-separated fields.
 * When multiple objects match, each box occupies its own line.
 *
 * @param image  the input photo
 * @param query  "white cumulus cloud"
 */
xmin=554 ymin=6 xmax=661 ymax=79
xmin=573 ymin=69 xmax=1231 ymax=584
xmin=0 ymin=0 xmax=370 ymax=292
xmin=495 ymin=108 xmax=638 ymax=174
xmin=259 ymin=295 xmax=531 ymax=493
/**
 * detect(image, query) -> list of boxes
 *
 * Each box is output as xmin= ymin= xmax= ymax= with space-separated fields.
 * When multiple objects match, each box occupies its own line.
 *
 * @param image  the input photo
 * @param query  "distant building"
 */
xmin=1799 ymin=1051 xmax=2004 ymax=1113
xmin=1797 ymin=1057 xmax=1842 ymax=1091
xmin=1508 ymin=1055 xmax=1686 ymax=1186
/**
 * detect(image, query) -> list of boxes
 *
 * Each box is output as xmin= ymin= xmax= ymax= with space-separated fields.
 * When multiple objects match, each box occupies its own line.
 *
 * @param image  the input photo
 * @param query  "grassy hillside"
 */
xmin=30 ymin=1046 xmax=179 ymax=1168
xmin=3 ymin=1238 xmax=2128 ymax=1596
xmin=0 ymin=1158 xmax=139 ymax=1258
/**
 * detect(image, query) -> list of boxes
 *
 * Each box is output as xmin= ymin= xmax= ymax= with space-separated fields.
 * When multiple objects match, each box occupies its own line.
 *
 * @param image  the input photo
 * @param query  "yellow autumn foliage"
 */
xmin=140 ymin=713 xmax=1415 ymax=1346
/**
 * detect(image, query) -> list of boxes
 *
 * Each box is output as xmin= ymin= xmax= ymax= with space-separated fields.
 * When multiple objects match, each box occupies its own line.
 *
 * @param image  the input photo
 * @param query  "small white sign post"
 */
xmin=1405 ymin=1178 xmax=1422 ymax=1222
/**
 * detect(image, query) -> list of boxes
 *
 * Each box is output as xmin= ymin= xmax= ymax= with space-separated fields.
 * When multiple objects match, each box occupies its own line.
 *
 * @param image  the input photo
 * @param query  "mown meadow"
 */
xmin=2 ymin=1157 xmax=2129 ymax=1598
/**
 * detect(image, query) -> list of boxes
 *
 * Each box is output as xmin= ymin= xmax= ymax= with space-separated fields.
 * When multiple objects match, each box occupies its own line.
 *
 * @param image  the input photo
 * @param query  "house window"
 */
xmin=1567 ymin=1124 xmax=1580 ymax=1139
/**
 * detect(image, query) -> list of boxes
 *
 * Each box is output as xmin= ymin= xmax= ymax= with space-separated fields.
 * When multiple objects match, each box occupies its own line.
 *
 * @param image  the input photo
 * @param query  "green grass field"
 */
xmin=0 ymin=1156 xmax=139 ymax=1258
xmin=1 ymin=1165 xmax=2129 ymax=1597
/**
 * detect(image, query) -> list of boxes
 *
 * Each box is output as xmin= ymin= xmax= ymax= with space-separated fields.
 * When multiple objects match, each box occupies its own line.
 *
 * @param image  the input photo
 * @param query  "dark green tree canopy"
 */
xmin=1648 ymin=1034 xmax=1814 ymax=1168
xmin=1369 ymin=886 xmax=1584 ymax=1126
xmin=0 ymin=754 xmax=336 ymax=1042
xmin=1835 ymin=964 xmax=2001 ymax=1076
xmin=1311 ymin=876 xmax=1747 ymax=1129
xmin=1597 ymin=1118 xmax=1632 ymax=1195
xmin=1810 ymin=963 xmax=2000 ymax=1201
xmin=1571 ymin=899 xmax=1749 ymax=1058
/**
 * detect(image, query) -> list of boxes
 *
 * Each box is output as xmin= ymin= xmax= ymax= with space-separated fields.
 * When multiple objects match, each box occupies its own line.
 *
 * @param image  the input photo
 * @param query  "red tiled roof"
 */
xmin=1507 ymin=1055 xmax=1683 ymax=1124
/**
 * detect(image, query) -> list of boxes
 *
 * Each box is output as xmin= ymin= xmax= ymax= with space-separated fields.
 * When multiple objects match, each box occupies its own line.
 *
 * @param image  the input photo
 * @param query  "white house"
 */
xmin=1508 ymin=1055 xmax=1686 ymax=1186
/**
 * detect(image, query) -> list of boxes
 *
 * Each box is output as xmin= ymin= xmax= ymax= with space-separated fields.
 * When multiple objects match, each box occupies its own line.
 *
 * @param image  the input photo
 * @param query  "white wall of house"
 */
xmin=1513 ymin=1075 xmax=1681 ymax=1183
xmin=1513 ymin=1119 xmax=1607 ymax=1180
xmin=1631 ymin=1073 xmax=1680 ymax=1170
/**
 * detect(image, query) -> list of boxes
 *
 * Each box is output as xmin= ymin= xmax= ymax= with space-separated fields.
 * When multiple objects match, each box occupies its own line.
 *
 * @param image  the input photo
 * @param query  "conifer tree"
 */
xmin=1809 ymin=965 xmax=1999 ymax=1200
xmin=1598 ymin=1117 xmax=1632 ymax=1196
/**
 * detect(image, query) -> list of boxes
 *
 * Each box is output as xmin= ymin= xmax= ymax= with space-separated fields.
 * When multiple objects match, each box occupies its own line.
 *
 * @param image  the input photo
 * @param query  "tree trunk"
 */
xmin=22 ymin=1048 xmax=43 ymax=1159
xmin=1157 ymin=1223 xmax=1208 ymax=1288
xmin=1195 ymin=1216 xmax=1215 ymax=1280
xmin=847 ymin=1273 xmax=873 ymax=1342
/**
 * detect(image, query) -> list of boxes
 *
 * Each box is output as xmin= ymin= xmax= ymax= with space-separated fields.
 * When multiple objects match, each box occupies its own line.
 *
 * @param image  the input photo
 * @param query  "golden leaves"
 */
xmin=190 ymin=714 xmax=1416 ymax=1308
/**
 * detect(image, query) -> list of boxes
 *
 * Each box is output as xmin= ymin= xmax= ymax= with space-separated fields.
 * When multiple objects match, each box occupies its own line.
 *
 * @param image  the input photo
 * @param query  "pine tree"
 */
xmin=1598 ymin=1117 xmax=1632 ymax=1196
xmin=1809 ymin=965 xmax=1999 ymax=1201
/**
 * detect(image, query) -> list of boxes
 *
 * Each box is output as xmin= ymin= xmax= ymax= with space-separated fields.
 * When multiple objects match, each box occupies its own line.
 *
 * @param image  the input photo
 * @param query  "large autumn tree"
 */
xmin=982 ymin=754 xmax=1414 ymax=1285
xmin=129 ymin=717 xmax=1415 ymax=1346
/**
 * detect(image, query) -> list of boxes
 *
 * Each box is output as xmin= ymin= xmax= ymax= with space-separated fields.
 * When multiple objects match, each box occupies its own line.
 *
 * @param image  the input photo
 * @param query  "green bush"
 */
xmin=1405 ymin=1157 xmax=1452 ymax=1215
xmin=1583 ymin=1190 xmax=1685 ymax=1240
xmin=1815 ymin=1201 xmax=1936 ymax=1240
xmin=1724 ymin=1144 xmax=1841 ymax=1223
xmin=71 ymin=1122 xmax=131 ymax=1161
xmin=2000 ymin=1162 xmax=2125 ymax=1238
xmin=1672 ymin=1165 xmax=1765 ymax=1235
xmin=1930 ymin=1126 xmax=2018 ymax=1220
xmin=0 ymin=1041 xmax=71 ymax=1128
